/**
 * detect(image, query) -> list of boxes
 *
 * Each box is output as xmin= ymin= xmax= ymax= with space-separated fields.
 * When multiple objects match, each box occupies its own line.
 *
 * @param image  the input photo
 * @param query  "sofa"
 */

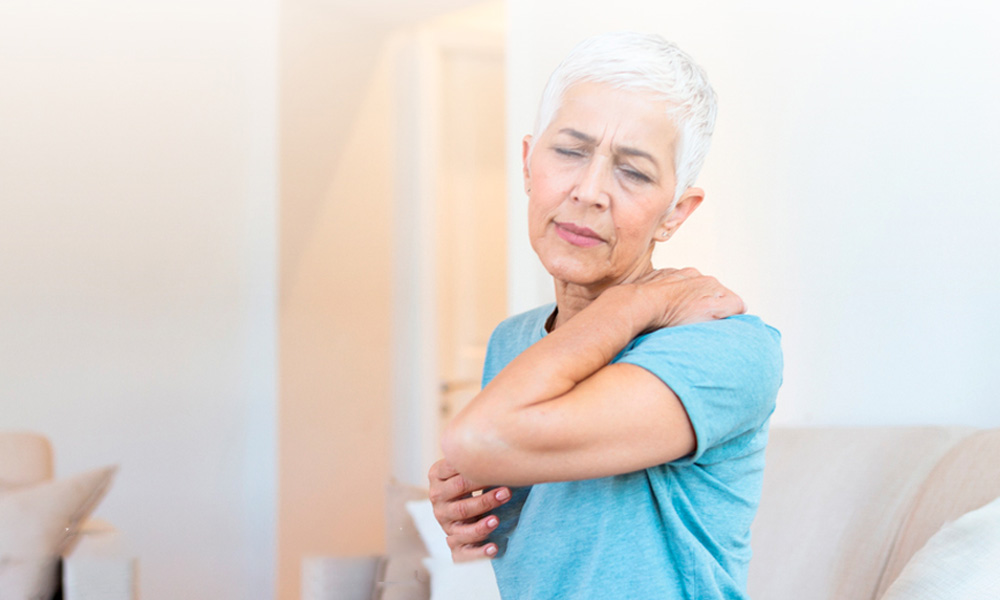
xmin=315 ymin=426 xmax=1000 ymax=600
xmin=0 ymin=431 xmax=138 ymax=600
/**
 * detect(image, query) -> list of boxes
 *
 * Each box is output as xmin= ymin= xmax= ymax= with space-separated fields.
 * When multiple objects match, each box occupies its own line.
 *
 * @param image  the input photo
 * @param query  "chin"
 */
xmin=539 ymin=255 xmax=607 ymax=287
xmin=532 ymin=236 xmax=613 ymax=286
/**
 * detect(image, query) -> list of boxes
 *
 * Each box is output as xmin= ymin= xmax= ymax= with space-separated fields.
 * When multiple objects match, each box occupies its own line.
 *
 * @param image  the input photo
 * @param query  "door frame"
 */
xmin=390 ymin=26 xmax=505 ymax=485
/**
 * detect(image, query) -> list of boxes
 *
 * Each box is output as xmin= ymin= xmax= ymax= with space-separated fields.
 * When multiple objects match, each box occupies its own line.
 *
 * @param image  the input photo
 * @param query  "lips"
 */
xmin=554 ymin=221 xmax=604 ymax=248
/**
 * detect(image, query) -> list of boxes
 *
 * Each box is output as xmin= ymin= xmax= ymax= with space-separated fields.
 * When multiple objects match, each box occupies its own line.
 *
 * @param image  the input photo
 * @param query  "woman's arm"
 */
xmin=441 ymin=268 xmax=744 ymax=487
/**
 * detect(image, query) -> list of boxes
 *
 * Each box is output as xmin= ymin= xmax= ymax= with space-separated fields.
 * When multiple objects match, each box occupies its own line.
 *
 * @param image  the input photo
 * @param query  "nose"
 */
xmin=573 ymin=156 xmax=611 ymax=210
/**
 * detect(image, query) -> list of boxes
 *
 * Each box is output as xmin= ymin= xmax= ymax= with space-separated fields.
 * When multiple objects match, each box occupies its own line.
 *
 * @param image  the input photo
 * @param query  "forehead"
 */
xmin=546 ymin=81 xmax=678 ymax=157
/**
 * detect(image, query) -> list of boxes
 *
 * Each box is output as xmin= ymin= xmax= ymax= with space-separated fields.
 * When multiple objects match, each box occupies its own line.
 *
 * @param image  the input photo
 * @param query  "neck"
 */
xmin=549 ymin=260 xmax=655 ymax=330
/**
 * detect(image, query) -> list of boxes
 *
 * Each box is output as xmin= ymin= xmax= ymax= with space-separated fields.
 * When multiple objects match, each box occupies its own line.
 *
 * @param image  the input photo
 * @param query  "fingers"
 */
xmin=635 ymin=267 xmax=747 ymax=327
xmin=707 ymin=280 xmax=745 ymax=317
xmin=427 ymin=461 xmax=508 ymax=562
xmin=448 ymin=513 xmax=501 ymax=562
xmin=434 ymin=487 xmax=511 ymax=530
xmin=428 ymin=462 xmax=479 ymax=506
xmin=635 ymin=267 xmax=700 ymax=284
xmin=428 ymin=458 xmax=460 ymax=482
xmin=436 ymin=488 xmax=510 ymax=562
xmin=701 ymin=280 xmax=743 ymax=320
xmin=446 ymin=513 xmax=501 ymax=555
xmin=731 ymin=292 xmax=747 ymax=315
xmin=451 ymin=540 xmax=500 ymax=562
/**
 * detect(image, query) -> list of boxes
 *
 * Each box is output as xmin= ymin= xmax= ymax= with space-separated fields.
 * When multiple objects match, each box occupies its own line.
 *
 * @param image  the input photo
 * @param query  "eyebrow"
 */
xmin=556 ymin=128 xmax=660 ymax=167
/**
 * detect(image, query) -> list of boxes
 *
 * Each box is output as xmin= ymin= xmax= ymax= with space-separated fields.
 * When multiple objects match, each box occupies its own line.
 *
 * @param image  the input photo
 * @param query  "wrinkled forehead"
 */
xmin=544 ymin=81 xmax=679 ymax=156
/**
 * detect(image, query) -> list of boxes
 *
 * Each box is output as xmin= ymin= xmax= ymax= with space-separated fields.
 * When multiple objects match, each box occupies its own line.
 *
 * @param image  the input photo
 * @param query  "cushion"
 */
xmin=876 ymin=428 xmax=1000 ymax=596
xmin=404 ymin=500 xmax=450 ymax=560
xmin=879 ymin=495 xmax=1000 ymax=599
xmin=0 ymin=466 xmax=117 ymax=600
xmin=405 ymin=500 xmax=500 ymax=600
xmin=0 ymin=432 xmax=53 ymax=487
xmin=747 ymin=426 xmax=973 ymax=600
xmin=384 ymin=481 xmax=430 ymax=558
xmin=422 ymin=557 xmax=501 ymax=600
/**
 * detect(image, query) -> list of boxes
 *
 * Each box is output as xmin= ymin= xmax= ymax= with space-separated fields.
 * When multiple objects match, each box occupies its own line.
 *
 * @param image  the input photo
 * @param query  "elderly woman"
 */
xmin=429 ymin=32 xmax=782 ymax=599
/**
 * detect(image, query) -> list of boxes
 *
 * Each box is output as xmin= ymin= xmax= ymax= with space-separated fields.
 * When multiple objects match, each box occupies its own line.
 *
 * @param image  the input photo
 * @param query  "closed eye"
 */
xmin=620 ymin=167 xmax=652 ymax=183
xmin=554 ymin=146 xmax=586 ymax=158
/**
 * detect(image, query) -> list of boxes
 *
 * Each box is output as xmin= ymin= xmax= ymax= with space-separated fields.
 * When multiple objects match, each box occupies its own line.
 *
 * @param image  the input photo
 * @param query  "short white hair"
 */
xmin=533 ymin=31 xmax=718 ymax=208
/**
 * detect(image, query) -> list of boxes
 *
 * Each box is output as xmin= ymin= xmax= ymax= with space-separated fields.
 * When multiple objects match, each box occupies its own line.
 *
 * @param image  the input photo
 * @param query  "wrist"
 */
xmin=597 ymin=284 xmax=654 ymax=337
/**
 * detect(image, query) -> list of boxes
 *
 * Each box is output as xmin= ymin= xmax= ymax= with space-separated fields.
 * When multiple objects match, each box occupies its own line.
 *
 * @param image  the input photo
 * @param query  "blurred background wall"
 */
xmin=277 ymin=4 xmax=398 ymax=599
xmin=279 ymin=1 xmax=504 ymax=597
xmin=0 ymin=0 xmax=278 ymax=598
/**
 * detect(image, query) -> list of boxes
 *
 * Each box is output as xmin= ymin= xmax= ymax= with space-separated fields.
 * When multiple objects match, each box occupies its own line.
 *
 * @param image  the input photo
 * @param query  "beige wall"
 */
xmin=0 ymin=1 xmax=278 ymax=598
xmin=278 ymin=7 xmax=396 ymax=600
xmin=277 ymin=3 xmax=505 ymax=598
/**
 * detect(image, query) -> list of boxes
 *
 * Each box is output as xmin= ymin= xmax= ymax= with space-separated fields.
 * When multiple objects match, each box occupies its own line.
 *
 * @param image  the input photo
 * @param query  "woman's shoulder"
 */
xmin=624 ymin=314 xmax=783 ymax=383
xmin=640 ymin=313 xmax=780 ymax=348
xmin=621 ymin=314 xmax=784 ymax=434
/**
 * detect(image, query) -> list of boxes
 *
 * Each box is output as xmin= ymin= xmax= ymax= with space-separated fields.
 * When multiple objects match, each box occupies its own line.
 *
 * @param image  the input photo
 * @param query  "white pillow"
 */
xmin=404 ymin=499 xmax=502 ymax=600
xmin=404 ymin=500 xmax=451 ymax=560
xmin=0 ymin=466 xmax=117 ymax=600
xmin=880 ymin=495 xmax=1000 ymax=599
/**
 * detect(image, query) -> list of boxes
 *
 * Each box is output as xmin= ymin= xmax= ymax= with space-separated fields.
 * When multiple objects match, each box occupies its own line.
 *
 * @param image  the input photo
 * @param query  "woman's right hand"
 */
xmin=428 ymin=459 xmax=511 ymax=562
xmin=621 ymin=267 xmax=746 ymax=331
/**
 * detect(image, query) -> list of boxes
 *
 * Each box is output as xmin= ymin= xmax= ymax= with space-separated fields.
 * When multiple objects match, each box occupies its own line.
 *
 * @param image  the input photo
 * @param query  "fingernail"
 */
xmin=487 ymin=516 xmax=498 ymax=528
xmin=496 ymin=488 xmax=510 ymax=501
xmin=486 ymin=545 xmax=497 ymax=556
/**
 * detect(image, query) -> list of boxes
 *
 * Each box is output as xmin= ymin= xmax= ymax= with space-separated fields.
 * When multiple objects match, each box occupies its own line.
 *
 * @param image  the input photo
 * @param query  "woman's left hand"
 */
xmin=617 ymin=267 xmax=746 ymax=331
xmin=428 ymin=459 xmax=511 ymax=562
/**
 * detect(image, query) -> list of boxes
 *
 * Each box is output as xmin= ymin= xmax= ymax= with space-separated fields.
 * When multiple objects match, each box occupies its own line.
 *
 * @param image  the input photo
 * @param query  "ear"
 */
xmin=522 ymin=134 xmax=534 ymax=193
xmin=655 ymin=187 xmax=704 ymax=242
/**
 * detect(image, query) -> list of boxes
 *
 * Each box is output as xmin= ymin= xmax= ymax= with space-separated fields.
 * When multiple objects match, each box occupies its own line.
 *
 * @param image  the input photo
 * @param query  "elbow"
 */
xmin=441 ymin=412 xmax=507 ymax=485
xmin=439 ymin=421 xmax=466 ymax=474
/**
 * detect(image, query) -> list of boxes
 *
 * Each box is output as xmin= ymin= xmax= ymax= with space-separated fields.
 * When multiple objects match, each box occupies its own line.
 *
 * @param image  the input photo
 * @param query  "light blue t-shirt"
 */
xmin=484 ymin=304 xmax=783 ymax=600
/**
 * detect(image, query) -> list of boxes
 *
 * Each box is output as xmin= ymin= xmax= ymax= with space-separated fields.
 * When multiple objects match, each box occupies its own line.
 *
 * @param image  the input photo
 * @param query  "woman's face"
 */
xmin=524 ymin=81 xmax=701 ymax=291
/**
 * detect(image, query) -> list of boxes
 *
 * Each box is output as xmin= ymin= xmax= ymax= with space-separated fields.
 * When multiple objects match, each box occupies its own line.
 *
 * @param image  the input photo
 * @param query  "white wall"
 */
xmin=0 ymin=2 xmax=277 ymax=598
xmin=506 ymin=0 xmax=1000 ymax=427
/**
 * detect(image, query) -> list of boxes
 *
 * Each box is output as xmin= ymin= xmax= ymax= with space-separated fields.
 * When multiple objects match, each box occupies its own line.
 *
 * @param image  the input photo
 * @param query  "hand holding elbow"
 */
xmin=441 ymin=416 xmax=488 ymax=484
xmin=441 ymin=410 xmax=517 ymax=486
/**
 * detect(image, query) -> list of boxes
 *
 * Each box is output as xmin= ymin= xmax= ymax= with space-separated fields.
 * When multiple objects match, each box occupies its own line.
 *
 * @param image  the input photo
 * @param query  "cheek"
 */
xmin=531 ymin=177 xmax=563 ymax=206
xmin=529 ymin=159 xmax=573 ymax=202
xmin=611 ymin=210 xmax=657 ymax=248
xmin=526 ymin=183 xmax=564 ymax=231
xmin=526 ymin=194 xmax=550 ymax=239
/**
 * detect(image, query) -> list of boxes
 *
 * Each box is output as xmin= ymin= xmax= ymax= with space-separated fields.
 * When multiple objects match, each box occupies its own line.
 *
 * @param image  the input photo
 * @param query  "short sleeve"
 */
xmin=481 ymin=304 xmax=555 ymax=388
xmin=615 ymin=314 xmax=783 ymax=464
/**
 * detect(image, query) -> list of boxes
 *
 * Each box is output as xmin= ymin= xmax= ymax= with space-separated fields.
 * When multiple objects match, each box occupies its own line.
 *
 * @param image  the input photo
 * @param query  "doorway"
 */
xmin=391 ymin=14 xmax=507 ymax=485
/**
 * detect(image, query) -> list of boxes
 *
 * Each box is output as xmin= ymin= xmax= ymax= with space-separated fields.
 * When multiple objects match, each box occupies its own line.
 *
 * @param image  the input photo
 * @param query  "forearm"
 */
xmin=480 ymin=288 xmax=644 ymax=408
xmin=443 ymin=288 xmax=648 ymax=474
